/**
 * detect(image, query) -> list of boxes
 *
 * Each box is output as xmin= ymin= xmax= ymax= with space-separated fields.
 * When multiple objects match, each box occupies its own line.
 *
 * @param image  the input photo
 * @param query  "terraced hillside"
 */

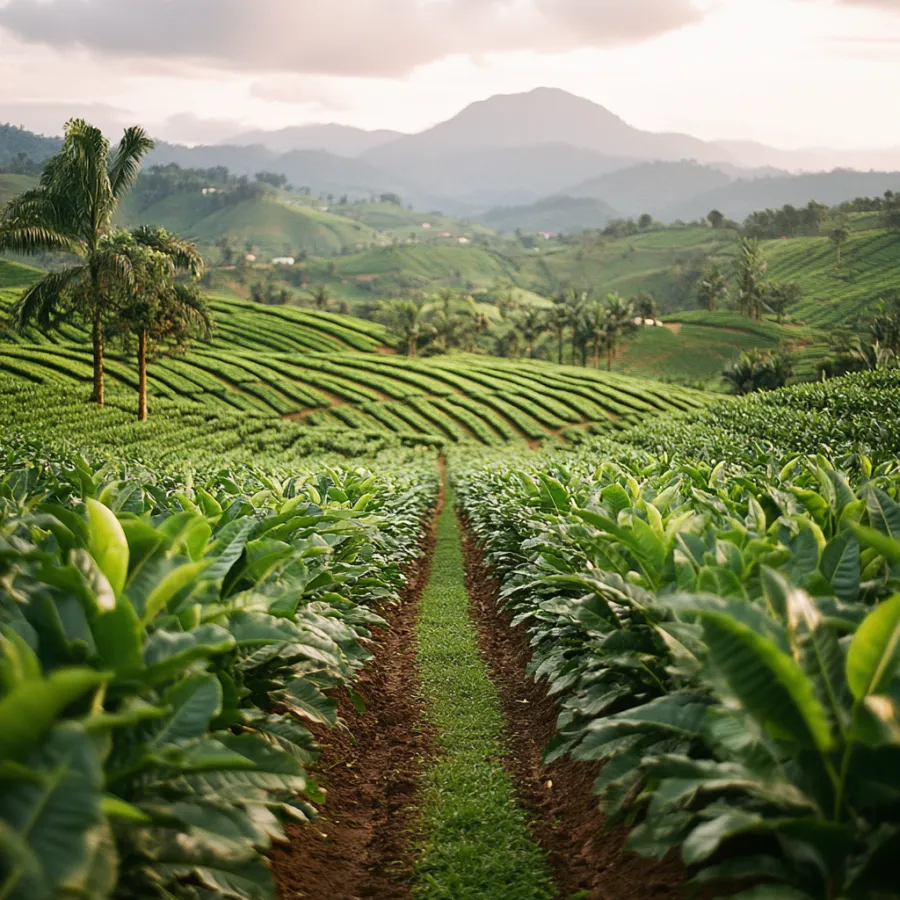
xmin=0 ymin=341 xmax=707 ymax=445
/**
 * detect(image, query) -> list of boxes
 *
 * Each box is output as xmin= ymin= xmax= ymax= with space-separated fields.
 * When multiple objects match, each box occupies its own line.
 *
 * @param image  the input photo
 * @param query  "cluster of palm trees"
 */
xmin=378 ymin=284 xmax=651 ymax=370
xmin=0 ymin=119 xmax=210 ymax=420
xmin=377 ymin=288 xmax=492 ymax=358
xmin=498 ymin=288 xmax=653 ymax=370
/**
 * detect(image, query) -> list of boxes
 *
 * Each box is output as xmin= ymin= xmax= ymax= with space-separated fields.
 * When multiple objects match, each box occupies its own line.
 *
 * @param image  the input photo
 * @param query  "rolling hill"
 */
xmin=476 ymin=196 xmax=618 ymax=234
xmin=0 ymin=257 xmax=707 ymax=447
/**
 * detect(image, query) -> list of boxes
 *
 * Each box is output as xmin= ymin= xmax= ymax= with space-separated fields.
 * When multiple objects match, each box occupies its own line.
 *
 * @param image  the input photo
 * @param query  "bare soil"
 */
xmin=461 ymin=518 xmax=691 ymax=900
xmin=271 ymin=497 xmax=440 ymax=900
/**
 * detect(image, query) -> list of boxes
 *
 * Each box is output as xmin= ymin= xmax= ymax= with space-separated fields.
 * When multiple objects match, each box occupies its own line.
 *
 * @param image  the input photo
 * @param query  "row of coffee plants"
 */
xmin=0 ymin=440 xmax=437 ymax=900
xmin=456 ymin=376 xmax=900 ymax=898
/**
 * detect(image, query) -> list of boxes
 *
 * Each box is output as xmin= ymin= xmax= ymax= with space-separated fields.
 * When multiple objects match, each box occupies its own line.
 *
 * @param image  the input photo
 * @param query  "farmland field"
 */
xmin=3 ymin=179 xmax=900 ymax=900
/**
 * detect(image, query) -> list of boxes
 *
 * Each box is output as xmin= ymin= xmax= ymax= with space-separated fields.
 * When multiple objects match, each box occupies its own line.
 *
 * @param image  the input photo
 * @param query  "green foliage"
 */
xmin=0 ymin=443 xmax=436 ymax=900
xmin=456 ymin=423 xmax=900 ymax=898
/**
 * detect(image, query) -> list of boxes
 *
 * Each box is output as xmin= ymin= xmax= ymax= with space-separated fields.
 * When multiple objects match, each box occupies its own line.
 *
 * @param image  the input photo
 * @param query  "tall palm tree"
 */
xmin=698 ymin=265 xmax=728 ymax=312
xmin=116 ymin=227 xmax=208 ymax=420
xmin=0 ymin=119 xmax=155 ymax=404
xmin=585 ymin=298 xmax=610 ymax=369
xmin=602 ymin=292 xmax=636 ymax=371
xmin=379 ymin=297 xmax=430 ymax=358
xmin=516 ymin=307 xmax=546 ymax=359
xmin=734 ymin=237 xmax=767 ymax=321
xmin=549 ymin=292 xmax=571 ymax=365
xmin=565 ymin=288 xmax=588 ymax=365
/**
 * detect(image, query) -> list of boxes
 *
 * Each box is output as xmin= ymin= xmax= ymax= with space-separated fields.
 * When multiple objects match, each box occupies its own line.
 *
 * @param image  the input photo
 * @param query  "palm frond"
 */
xmin=131 ymin=225 xmax=205 ymax=277
xmin=0 ymin=225 xmax=81 ymax=256
xmin=11 ymin=266 xmax=88 ymax=331
xmin=170 ymin=284 xmax=213 ymax=338
xmin=110 ymin=126 xmax=155 ymax=200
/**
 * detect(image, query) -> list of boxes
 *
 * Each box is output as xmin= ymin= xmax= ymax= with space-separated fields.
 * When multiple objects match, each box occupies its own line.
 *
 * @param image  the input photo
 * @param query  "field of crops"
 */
xmin=2 ymin=346 xmax=900 ymax=899
xmin=456 ymin=369 xmax=900 ymax=899
xmin=765 ymin=228 xmax=900 ymax=328
xmin=0 ymin=342 xmax=708 ymax=445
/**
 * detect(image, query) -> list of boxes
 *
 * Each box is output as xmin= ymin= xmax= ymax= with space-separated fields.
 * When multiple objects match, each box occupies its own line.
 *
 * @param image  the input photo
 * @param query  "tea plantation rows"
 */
xmin=0 ymin=347 xmax=707 ymax=446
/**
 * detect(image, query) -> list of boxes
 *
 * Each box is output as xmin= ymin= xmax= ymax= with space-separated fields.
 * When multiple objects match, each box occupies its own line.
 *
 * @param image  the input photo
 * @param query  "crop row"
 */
xmin=0 ymin=345 xmax=708 ymax=446
xmin=0 ymin=436 xmax=437 ymax=900
xmin=456 ymin=371 xmax=900 ymax=899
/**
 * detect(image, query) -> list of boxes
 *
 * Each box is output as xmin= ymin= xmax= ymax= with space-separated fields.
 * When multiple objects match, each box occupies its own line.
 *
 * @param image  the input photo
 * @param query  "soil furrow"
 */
xmin=460 ymin=518 xmax=690 ymax=900
xmin=271 ymin=496 xmax=440 ymax=900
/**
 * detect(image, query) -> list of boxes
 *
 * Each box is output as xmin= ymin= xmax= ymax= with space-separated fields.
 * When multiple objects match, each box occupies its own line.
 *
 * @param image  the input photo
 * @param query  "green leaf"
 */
xmin=140 ymin=560 xmax=209 ymax=627
xmin=153 ymin=674 xmax=222 ymax=746
xmin=90 ymin=594 xmax=143 ymax=673
xmin=0 ymin=669 xmax=107 ymax=763
xmin=866 ymin=488 xmax=900 ymax=539
xmin=849 ymin=523 xmax=900 ymax=564
xmin=820 ymin=531 xmax=860 ymax=603
xmin=0 ymin=725 xmax=104 ymax=900
xmin=846 ymin=594 xmax=900 ymax=700
xmin=85 ymin=499 xmax=129 ymax=598
xmin=695 ymin=611 xmax=834 ymax=752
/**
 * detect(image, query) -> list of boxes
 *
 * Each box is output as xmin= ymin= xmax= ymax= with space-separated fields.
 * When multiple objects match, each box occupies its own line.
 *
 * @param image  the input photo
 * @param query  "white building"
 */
xmin=272 ymin=257 xmax=295 ymax=266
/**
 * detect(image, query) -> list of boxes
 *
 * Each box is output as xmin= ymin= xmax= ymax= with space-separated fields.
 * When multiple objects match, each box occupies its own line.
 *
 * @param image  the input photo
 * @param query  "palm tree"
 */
xmin=108 ymin=227 xmax=209 ymax=420
xmin=734 ymin=237 xmax=767 ymax=321
xmin=549 ymin=292 xmax=571 ymax=365
xmin=378 ymin=297 xmax=430 ymax=358
xmin=830 ymin=227 xmax=849 ymax=270
xmin=698 ymin=265 xmax=728 ymax=312
xmin=310 ymin=284 xmax=330 ymax=310
xmin=585 ymin=298 xmax=610 ymax=369
xmin=565 ymin=288 xmax=588 ymax=365
xmin=635 ymin=292 xmax=658 ymax=322
xmin=0 ymin=119 xmax=154 ymax=405
xmin=516 ymin=307 xmax=546 ymax=359
xmin=602 ymin=292 xmax=636 ymax=371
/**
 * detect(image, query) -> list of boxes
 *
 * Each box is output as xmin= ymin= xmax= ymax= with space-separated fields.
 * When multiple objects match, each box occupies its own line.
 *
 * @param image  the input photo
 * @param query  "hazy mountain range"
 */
xmin=4 ymin=88 xmax=900 ymax=230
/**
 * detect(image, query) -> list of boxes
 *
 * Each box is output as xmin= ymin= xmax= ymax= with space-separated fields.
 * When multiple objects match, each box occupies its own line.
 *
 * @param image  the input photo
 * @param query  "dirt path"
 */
xmin=461 ymin=520 xmax=690 ymax=900
xmin=271 ymin=497 xmax=439 ymax=900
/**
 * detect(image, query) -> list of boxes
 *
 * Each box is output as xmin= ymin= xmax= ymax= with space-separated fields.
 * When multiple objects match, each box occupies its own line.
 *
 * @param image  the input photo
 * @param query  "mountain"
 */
xmin=223 ymin=124 xmax=404 ymax=157
xmin=146 ymin=142 xmax=410 ymax=200
xmin=665 ymin=169 xmax=900 ymax=222
xmin=566 ymin=161 xmax=734 ymax=219
xmin=364 ymin=88 xmax=732 ymax=168
xmin=0 ymin=124 xmax=60 ymax=166
xmin=477 ymin=195 xmax=618 ymax=234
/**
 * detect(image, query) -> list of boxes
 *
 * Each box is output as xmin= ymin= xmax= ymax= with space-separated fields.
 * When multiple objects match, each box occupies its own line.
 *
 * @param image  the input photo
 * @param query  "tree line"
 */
xmin=375 ymin=285 xmax=657 ymax=369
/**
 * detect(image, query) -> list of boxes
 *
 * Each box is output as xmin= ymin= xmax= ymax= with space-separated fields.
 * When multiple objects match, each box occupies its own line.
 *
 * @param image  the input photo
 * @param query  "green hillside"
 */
xmin=0 ymin=173 xmax=37 ymax=206
xmin=0 ymin=342 xmax=707 ymax=446
xmin=117 ymin=191 xmax=380 ymax=257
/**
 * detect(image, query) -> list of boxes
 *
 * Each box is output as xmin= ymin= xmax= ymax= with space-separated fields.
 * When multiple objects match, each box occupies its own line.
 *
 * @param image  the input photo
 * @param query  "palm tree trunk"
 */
xmin=607 ymin=343 xmax=614 ymax=372
xmin=91 ymin=308 xmax=104 ymax=405
xmin=138 ymin=330 xmax=148 ymax=421
xmin=593 ymin=335 xmax=600 ymax=369
xmin=557 ymin=331 xmax=563 ymax=365
xmin=408 ymin=335 xmax=416 ymax=358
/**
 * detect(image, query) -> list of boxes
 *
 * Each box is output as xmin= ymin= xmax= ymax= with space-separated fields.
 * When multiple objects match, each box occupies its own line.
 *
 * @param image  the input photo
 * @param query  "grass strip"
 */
xmin=413 ymin=482 xmax=555 ymax=900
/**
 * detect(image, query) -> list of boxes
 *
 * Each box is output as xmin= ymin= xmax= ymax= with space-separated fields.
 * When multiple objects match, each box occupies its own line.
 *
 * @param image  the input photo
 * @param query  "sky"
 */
xmin=0 ymin=0 xmax=898 ymax=150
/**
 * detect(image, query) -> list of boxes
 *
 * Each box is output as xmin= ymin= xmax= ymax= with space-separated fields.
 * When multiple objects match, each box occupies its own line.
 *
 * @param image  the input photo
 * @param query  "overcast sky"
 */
xmin=0 ymin=0 xmax=898 ymax=149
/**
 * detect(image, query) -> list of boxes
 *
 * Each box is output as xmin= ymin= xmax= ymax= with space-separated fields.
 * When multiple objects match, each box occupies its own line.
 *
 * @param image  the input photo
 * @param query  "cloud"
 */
xmin=0 ymin=0 xmax=709 ymax=77
xmin=156 ymin=113 xmax=248 ymax=145
xmin=249 ymin=77 xmax=354 ymax=110
xmin=0 ymin=100 xmax=131 ymax=136
xmin=835 ymin=0 xmax=900 ymax=8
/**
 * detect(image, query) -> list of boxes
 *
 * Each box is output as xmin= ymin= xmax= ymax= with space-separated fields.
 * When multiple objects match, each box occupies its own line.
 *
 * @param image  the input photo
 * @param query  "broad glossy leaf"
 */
xmin=85 ymin=499 xmax=129 ymax=598
xmin=695 ymin=611 xmax=833 ymax=752
xmin=0 ymin=725 xmax=104 ymax=900
xmin=0 ymin=669 xmax=107 ymax=763
xmin=846 ymin=594 xmax=900 ymax=700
